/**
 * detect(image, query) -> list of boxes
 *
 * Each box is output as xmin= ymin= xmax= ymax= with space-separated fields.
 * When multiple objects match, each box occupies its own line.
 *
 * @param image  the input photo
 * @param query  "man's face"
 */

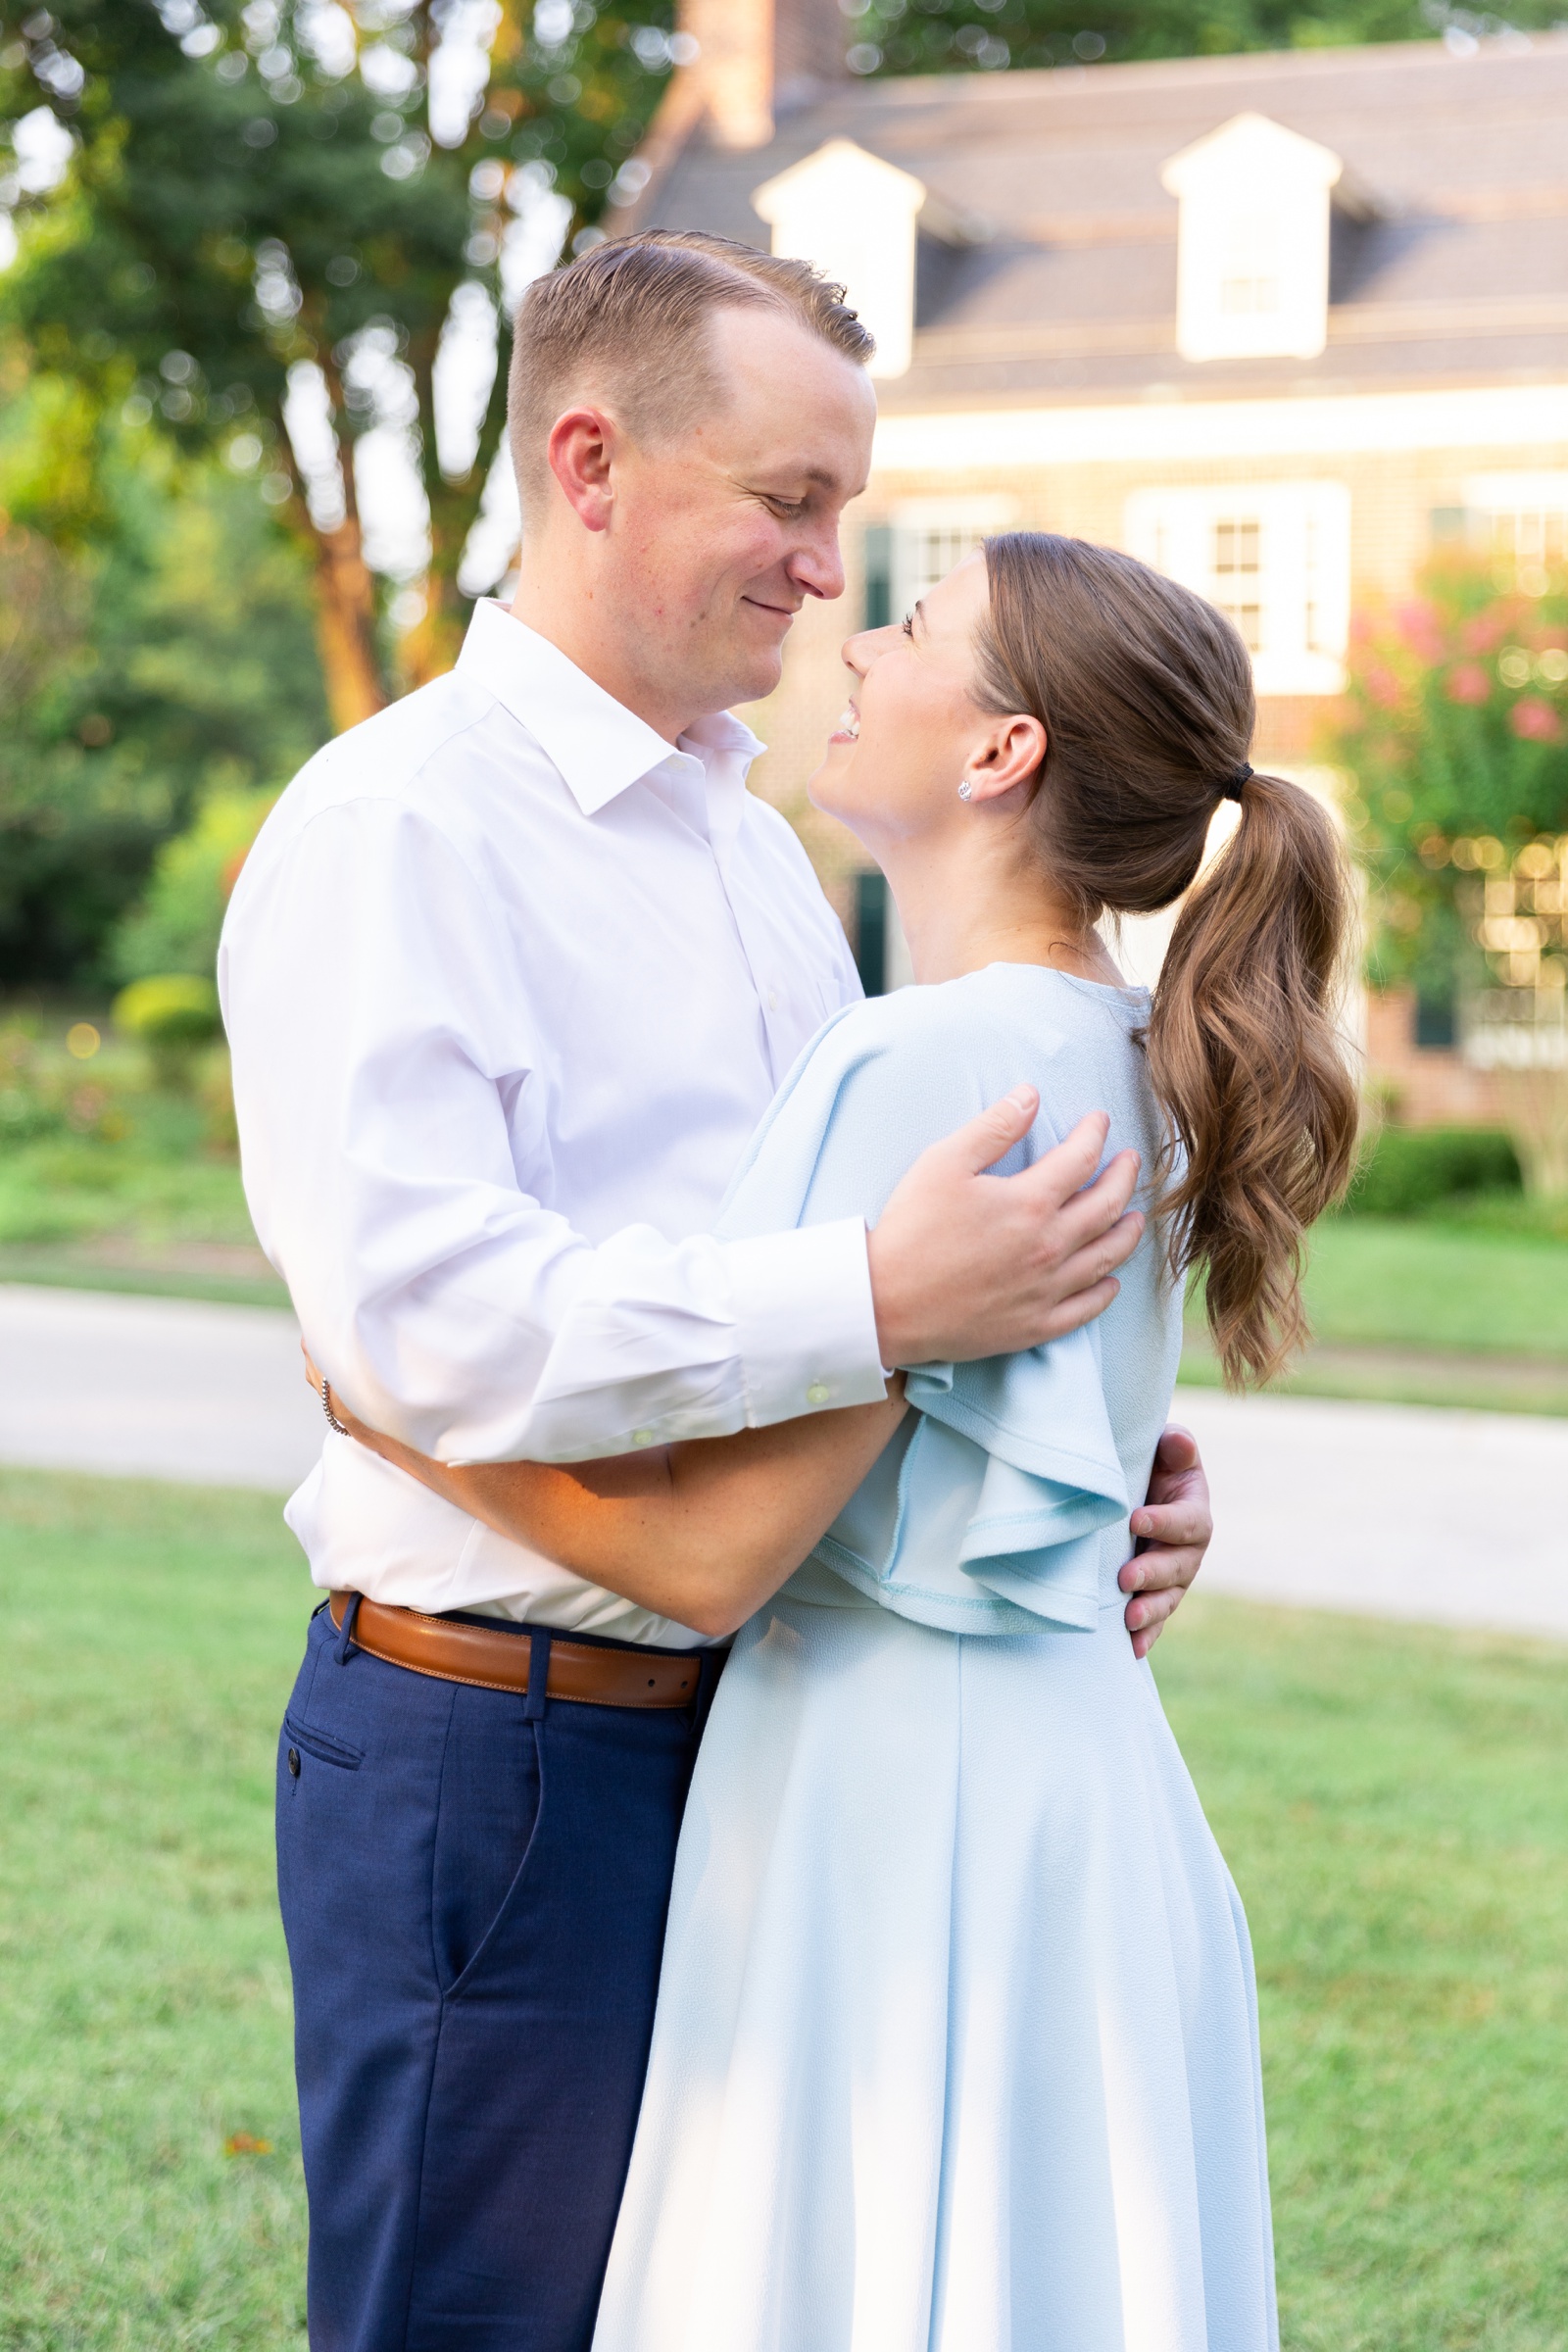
xmin=601 ymin=304 xmax=877 ymax=722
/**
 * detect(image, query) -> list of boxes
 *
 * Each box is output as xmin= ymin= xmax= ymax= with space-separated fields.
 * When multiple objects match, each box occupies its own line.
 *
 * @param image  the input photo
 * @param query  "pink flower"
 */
xmin=1445 ymin=662 xmax=1491 ymax=705
xmin=1459 ymin=613 xmax=1507 ymax=655
xmin=1358 ymin=662 xmax=1402 ymax=710
xmin=1510 ymin=697 xmax=1563 ymax=743
xmin=1395 ymin=601 xmax=1444 ymax=662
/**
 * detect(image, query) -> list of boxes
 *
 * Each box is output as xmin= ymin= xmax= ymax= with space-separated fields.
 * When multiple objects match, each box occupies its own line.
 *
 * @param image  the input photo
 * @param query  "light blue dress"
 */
xmin=593 ymin=965 xmax=1278 ymax=2352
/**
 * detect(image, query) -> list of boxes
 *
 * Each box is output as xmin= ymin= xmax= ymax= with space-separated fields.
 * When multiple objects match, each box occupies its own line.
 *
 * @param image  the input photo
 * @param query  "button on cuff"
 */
xmin=725 ymin=1219 xmax=886 ymax=1430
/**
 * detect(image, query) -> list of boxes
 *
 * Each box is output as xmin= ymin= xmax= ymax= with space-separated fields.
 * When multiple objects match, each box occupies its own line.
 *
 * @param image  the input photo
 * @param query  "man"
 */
xmin=220 ymin=231 xmax=1212 ymax=2352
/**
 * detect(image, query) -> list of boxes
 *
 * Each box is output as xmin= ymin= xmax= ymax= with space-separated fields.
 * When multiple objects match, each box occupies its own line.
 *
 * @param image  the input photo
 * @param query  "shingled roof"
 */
xmin=623 ymin=35 xmax=1568 ymax=410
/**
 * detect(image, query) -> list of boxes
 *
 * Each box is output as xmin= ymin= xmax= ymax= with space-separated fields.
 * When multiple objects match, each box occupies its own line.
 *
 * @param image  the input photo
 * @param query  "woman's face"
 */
xmin=809 ymin=554 xmax=1008 ymax=848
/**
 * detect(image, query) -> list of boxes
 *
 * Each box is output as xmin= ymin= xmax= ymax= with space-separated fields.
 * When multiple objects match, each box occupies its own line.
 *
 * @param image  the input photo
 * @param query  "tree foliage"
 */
xmin=0 ymin=1 xmax=676 ymax=724
xmin=0 ymin=367 xmax=327 ymax=986
xmin=847 ymin=0 xmax=1568 ymax=76
xmin=1330 ymin=559 xmax=1568 ymax=1005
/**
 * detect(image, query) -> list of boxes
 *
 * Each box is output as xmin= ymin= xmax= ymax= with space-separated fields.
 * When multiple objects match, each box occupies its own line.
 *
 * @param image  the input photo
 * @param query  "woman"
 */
xmin=325 ymin=534 xmax=1356 ymax=2349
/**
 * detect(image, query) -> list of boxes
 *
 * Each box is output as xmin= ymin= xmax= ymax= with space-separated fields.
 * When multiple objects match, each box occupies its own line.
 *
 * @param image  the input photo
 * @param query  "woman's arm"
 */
xmin=306 ymin=1354 xmax=906 ymax=1638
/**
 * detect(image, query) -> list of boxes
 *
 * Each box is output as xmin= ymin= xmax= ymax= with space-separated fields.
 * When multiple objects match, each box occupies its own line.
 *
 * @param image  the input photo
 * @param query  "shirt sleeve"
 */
xmin=219 ymin=797 xmax=886 ymax=1465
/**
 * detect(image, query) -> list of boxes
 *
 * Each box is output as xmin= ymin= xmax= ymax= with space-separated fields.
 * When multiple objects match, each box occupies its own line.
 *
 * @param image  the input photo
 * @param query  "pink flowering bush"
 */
xmin=1329 ymin=558 xmax=1568 ymax=1004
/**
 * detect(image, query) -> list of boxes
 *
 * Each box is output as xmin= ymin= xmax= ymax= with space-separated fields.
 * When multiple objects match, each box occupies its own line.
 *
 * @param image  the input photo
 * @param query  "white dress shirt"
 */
xmin=220 ymin=600 xmax=884 ymax=1645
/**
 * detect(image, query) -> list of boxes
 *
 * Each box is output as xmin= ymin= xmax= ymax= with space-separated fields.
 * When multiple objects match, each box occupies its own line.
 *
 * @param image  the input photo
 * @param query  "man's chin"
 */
xmin=725 ymin=648 xmax=787 ymax=710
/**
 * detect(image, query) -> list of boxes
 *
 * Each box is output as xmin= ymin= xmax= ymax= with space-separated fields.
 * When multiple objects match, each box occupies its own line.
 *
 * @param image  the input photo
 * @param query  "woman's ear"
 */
xmin=961 ymin=713 xmax=1047 ymax=806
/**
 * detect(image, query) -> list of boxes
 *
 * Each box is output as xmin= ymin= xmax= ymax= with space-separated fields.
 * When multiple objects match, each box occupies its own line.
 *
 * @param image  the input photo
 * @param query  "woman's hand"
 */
xmin=1117 ymin=1425 xmax=1212 ymax=1659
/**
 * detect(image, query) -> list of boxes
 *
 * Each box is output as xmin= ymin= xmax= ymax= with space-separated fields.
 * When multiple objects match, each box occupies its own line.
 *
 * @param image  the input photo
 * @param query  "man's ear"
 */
xmin=546 ymin=405 xmax=618 ymax=533
xmin=962 ymin=713 xmax=1047 ymax=806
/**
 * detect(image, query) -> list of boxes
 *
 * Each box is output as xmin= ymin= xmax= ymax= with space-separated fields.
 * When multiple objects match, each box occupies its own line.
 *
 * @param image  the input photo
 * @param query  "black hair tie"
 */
xmin=1221 ymin=762 xmax=1252 ymax=803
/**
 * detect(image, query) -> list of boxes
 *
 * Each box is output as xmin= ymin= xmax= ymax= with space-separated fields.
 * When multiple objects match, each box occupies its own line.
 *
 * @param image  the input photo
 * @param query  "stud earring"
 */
xmin=957 ymin=780 xmax=973 ymax=801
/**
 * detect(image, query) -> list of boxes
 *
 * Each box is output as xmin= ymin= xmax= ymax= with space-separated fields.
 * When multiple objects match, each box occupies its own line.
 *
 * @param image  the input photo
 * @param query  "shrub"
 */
xmin=0 ymin=1023 xmax=133 ymax=1146
xmin=113 ymin=974 xmax=221 ymax=1090
xmin=112 ymin=785 xmax=279 ymax=984
xmin=1329 ymin=557 xmax=1568 ymax=1008
xmin=1345 ymin=1125 xmax=1523 ymax=1218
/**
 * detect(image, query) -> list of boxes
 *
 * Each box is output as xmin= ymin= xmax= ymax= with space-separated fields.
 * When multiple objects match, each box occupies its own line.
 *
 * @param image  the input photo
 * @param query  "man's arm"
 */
xmin=305 ymin=1351 xmax=908 ymax=1638
xmin=223 ymin=799 xmax=1144 ymax=1470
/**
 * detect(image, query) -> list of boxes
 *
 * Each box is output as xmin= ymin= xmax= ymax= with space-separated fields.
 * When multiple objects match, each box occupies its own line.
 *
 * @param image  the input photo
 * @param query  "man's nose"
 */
xmin=788 ymin=519 xmax=847 ymax=604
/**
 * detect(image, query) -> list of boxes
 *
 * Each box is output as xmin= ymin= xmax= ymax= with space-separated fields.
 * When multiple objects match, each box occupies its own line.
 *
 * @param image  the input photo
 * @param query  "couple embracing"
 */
xmin=220 ymin=229 xmax=1355 ymax=2352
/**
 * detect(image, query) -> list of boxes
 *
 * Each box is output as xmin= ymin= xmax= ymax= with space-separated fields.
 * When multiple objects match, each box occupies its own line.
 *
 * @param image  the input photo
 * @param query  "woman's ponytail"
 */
xmin=978 ymin=532 xmax=1359 ymax=1388
xmin=1146 ymin=772 xmax=1358 ymax=1387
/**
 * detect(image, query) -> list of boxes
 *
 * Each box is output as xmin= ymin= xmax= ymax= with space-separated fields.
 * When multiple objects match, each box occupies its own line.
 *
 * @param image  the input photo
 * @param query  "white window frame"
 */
xmin=1459 ymin=472 xmax=1568 ymax=582
xmin=1123 ymin=480 xmax=1351 ymax=696
xmin=889 ymin=496 xmax=1019 ymax=620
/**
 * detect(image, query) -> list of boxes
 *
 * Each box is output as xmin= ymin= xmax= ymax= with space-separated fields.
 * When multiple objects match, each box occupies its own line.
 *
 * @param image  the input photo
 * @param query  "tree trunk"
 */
xmin=284 ymin=356 xmax=388 ymax=735
xmin=312 ymin=514 xmax=386 ymax=733
xmin=400 ymin=320 xmax=511 ymax=692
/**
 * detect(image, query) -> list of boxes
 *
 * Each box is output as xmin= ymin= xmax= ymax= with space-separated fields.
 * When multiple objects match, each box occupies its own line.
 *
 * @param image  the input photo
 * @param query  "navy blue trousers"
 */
xmin=276 ymin=1602 xmax=715 ymax=2352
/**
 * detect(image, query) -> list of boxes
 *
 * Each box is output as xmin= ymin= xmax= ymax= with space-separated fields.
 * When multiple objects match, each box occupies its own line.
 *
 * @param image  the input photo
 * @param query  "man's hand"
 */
xmin=1119 ymin=1424 xmax=1212 ymax=1659
xmin=866 ymin=1095 xmax=1144 ymax=1367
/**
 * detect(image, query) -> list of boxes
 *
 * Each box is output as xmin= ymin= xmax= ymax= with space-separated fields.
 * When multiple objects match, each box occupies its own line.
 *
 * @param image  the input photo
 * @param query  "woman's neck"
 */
xmin=877 ymin=828 xmax=1126 ymax=991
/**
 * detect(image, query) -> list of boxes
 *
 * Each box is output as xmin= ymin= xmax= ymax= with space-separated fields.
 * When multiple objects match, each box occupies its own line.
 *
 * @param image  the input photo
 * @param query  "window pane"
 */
xmin=1213 ymin=518 xmax=1261 ymax=575
xmin=1220 ymin=600 xmax=1264 ymax=651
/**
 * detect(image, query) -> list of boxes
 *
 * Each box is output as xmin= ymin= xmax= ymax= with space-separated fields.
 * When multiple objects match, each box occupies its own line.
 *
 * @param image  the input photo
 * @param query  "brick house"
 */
xmin=611 ymin=11 xmax=1568 ymax=1113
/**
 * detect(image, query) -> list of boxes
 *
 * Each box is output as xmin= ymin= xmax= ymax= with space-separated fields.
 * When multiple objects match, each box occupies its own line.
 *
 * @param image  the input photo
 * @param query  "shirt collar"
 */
xmin=456 ymin=600 xmax=764 ymax=816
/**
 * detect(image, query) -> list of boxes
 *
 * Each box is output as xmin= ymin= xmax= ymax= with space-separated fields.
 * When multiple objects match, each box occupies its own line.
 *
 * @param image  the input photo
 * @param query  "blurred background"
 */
xmin=2 ymin=4 xmax=1565 ymax=2346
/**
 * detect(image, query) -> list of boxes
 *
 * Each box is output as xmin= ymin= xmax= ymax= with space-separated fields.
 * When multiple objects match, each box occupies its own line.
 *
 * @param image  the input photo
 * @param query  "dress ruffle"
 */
xmin=716 ymin=991 xmax=1138 ymax=1635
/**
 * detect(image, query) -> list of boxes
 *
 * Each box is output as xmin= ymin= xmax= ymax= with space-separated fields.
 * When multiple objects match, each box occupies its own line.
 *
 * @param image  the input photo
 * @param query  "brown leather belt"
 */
xmin=328 ymin=1592 xmax=710 ymax=1709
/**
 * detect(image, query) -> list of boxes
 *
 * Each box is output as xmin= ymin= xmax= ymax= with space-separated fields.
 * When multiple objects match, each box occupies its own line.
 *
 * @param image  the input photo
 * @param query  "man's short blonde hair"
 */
xmin=507 ymin=229 xmax=874 ymax=514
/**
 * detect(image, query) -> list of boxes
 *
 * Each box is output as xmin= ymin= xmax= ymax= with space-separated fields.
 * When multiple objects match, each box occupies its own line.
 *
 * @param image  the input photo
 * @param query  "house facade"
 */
xmin=612 ymin=19 xmax=1568 ymax=1106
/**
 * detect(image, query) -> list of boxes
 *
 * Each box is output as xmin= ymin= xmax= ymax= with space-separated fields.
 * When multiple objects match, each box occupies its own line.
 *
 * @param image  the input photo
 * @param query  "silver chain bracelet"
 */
xmin=320 ymin=1378 xmax=350 ymax=1438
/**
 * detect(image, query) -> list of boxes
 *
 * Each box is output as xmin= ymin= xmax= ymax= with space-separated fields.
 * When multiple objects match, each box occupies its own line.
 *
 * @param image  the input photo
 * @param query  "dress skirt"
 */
xmin=592 ymin=1588 xmax=1278 ymax=2352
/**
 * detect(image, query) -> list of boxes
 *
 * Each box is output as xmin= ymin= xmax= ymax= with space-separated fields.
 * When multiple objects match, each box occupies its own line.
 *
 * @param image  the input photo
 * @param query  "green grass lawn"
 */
xmin=1301 ymin=1217 xmax=1568 ymax=1357
xmin=1180 ymin=1215 xmax=1568 ymax=1411
xmin=2 ymin=1470 xmax=312 ymax=2350
xmin=3 ymin=1469 xmax=1565 ymax=2348
xmin=0 ymin=1119 xmax=286 ymax=1308
xmin=1158 ymin=1601 xmax=1568 ymax=2352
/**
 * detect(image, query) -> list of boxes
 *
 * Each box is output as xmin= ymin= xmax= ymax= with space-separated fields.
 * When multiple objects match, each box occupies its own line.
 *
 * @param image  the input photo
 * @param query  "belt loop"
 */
xmin=335 ymin=1591 xmax=364 ymax=1666
xmin=523 ymin=1629 xmax=553 ymax=1721
xmin=691 ymin=1644 xmax=725 ymax=1736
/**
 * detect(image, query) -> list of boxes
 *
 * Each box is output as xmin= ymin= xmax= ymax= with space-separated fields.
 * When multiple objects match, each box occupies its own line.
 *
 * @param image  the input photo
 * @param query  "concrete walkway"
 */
xmin=0 ymin=1283 xmax=321 ymax=1494
xmin=1172 ymin=1388 xmax=1568 ymax=1640
xmin=2 ymin=1283 xmax=1563 ymax=1640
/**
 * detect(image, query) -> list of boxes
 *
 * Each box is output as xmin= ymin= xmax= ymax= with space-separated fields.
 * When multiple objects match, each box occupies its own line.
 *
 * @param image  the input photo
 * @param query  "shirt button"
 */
xmin=767 ymin=989 xmax=780 ymax=1010
xmin=287 ymin=1747 xmax=301 ymax=1779
xmin=806 ymin=1381 xmax=831 ymax=1406
xmin=632 ymin=1429 xmax=656 ymax=1447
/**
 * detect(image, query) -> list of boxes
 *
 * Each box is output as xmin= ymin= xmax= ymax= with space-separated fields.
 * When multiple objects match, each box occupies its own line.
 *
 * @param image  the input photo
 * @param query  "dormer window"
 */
xmin=1219 ymin=218 xmax=1281 ymax=321
xmin=753 ymin=138 xmax=927 ymax=379
xmin=1160 ymin=114 xmax=1346 ymax=364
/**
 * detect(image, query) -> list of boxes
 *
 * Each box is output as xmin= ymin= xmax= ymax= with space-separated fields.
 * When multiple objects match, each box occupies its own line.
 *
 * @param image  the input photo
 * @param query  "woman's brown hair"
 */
xmin=977 ymin=531 xmax=1359 ymax=1389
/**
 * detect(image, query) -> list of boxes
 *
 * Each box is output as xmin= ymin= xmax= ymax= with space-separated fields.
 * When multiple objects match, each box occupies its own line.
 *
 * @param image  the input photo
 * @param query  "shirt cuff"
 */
xmin=726 ymin=1217 xmax=888 ymax=1428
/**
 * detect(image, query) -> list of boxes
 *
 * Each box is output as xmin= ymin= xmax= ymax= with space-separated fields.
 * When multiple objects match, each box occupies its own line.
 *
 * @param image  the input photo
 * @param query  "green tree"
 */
xmin=1330 ymin=557 xmax=1568 ymax=1012
xmin=848 ymin=0 xmax=1568 ymax=76
xmin=0 ymin=365 xmax=327 ymax=984
xmin=0 ymin=2 xmax=676 ymax=726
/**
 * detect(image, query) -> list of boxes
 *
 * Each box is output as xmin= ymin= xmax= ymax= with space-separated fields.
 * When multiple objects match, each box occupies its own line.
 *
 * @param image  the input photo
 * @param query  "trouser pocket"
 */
xmin=430 ymin=1684 xmax=545 ymax=1993
xmin=282 ymin=1711 xmax=364 ymax=1772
